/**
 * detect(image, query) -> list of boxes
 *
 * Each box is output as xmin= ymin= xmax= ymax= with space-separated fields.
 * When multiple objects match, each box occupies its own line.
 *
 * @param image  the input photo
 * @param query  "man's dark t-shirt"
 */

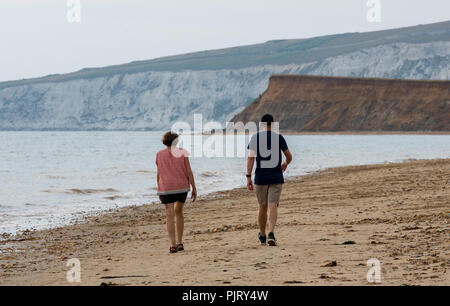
xmin=248 ymin=131 xmax=289 ymax=185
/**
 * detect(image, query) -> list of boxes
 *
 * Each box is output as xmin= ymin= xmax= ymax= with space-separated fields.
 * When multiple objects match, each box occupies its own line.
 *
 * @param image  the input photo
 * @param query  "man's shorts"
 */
xmin=255 ymin=184 xmax=283 ymax=206
xmin=159 ymin=192 xmax=188 ymax=204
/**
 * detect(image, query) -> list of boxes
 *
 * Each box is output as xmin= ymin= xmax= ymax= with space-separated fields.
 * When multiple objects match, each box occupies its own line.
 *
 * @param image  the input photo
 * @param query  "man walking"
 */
xmin=246 ymin=114 xmax=292 ymax=246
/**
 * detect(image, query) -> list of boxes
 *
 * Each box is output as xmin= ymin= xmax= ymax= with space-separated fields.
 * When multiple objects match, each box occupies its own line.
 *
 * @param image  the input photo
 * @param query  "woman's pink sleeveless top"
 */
xmin=156 ymin=148 xmax=190 ymax=195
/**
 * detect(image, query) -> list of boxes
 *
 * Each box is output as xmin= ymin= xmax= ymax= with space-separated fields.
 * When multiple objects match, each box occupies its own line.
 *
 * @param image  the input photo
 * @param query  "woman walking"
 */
xmin=156 ymin=131 xmax=197 ymax=253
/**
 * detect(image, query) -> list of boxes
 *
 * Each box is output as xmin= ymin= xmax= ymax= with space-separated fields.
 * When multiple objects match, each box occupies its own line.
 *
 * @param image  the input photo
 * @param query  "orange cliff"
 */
xmin=230 ymin=75 xmax=450 ymax=131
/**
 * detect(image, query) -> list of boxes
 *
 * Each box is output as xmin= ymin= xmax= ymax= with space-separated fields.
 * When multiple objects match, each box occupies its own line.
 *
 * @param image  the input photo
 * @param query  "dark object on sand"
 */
xmin=322 ymin=261 xmax=337 ymax=267
xmin=342 ymin=241 xmax=356 ymax=245
xmin=284 ymin=280 xmax=303 ymax=284
xmin=100 ymin=282 xmax=119 ymax=286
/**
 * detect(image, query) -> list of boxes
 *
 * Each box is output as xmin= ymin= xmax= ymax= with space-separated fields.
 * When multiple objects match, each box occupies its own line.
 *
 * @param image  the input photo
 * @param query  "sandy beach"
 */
xmin=0 ymin=159 xmax=449 ymax=286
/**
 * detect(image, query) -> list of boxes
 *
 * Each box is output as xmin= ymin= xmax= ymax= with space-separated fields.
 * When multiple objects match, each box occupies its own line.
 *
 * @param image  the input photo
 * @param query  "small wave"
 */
xmin=47 ymin=175 xmax=66 ymax=180
xmin=105 ymin=192 xmax=133 ymax=201
xmin=25 ymin=203 xmax=40 ymax=206
xmin=67 ymin=188 xmax=119 ymax=195
xmin=105 ymin=195 xmax=121 ymax=201
xmin=141 ymin=193 xmax=156 ymax=197
xmin=136 ymin=170 xmax=151 ymax=174
xmin=201 ymin=171 xmax=221 ymax=177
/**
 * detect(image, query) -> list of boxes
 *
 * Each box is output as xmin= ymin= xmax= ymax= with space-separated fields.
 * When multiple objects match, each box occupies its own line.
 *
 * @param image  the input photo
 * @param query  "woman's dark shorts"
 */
xmin=159 ymin=192 xmax=188 ymax=204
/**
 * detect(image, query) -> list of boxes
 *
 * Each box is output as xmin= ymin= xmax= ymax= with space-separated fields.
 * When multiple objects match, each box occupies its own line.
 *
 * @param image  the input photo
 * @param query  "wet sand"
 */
xmin=0 ymin=159 xmax=449 ymax=286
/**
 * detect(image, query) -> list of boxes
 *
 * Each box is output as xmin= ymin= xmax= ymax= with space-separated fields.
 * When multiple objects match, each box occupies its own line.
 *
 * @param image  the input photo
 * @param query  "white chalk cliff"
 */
xmin=0 ymin=22 xmax=449 ymax=130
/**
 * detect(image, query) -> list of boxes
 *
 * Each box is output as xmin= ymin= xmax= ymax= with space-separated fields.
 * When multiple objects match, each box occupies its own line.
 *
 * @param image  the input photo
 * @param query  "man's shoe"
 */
xmin=258 ymin=233 xmax=267 ymax=245
xmin=267 ymin=232 xmax=277 ymax=246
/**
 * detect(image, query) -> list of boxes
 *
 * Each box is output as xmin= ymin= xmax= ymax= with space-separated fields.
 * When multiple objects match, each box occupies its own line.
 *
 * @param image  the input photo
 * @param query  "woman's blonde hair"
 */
xmin=162 ymin=131 xmax=179 ymax=147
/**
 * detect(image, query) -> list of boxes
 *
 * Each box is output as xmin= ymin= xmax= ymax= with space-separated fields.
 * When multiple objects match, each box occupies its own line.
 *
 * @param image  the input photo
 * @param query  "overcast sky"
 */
xmin=0 ymin=0 xmax=449 ymax=82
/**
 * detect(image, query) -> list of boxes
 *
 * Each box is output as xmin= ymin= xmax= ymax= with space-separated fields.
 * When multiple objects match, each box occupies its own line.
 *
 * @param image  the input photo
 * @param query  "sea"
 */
xmin=1 ymin=131 xmax=449 ymax=234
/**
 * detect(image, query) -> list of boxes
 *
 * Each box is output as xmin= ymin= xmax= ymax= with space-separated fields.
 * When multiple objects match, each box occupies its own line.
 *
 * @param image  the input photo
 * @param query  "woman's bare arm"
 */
xmin=184 ymin=157 xmax=197 ymax=202
xmin=156 ymin=169 xmax=160 ymax=189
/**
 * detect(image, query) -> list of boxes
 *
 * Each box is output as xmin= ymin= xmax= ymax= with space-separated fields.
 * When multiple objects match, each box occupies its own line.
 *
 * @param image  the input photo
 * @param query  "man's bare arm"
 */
xmin=281 ymin=149 xmax=292 ymax=172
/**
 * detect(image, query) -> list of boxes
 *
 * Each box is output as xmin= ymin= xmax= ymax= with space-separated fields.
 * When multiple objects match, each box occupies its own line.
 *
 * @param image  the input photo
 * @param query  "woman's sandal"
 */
xmin=177 ymin=243 xmax=184 ymax=251
xmin=169 ymin=246 xmax=178 ymax=253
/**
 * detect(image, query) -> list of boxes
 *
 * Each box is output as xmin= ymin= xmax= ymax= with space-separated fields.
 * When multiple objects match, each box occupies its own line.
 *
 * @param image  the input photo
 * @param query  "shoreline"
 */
xmin=1 ymin=159 xmax=449 ymax=285
xmin=0 ymin=156 xmax=440 ymax=237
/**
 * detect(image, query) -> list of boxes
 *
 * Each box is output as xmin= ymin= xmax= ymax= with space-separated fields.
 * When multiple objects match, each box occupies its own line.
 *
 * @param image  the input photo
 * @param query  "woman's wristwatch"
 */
xmin=246 ymin=174 xmax=252 ymax=178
